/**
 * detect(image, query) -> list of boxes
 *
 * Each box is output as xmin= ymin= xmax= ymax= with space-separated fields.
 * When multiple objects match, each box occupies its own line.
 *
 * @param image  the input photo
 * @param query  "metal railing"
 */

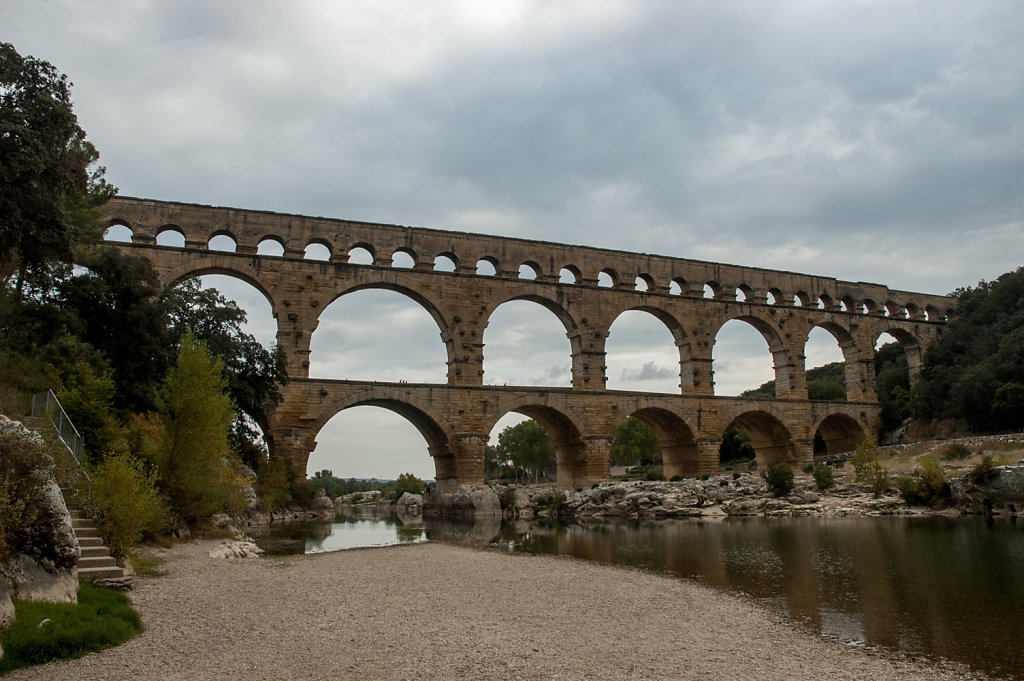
xmin=31 ymin=390 xmax=90 ymax=496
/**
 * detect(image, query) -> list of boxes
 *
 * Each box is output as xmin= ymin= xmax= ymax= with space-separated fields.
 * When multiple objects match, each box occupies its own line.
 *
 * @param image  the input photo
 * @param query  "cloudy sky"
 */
xmin=7 ymin=1 xmax=1022 ymax=479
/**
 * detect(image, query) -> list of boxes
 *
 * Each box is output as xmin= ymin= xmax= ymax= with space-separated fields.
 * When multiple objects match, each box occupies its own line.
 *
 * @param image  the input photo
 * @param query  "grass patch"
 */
xmin=129 ymin=549 xmax=167 ymax=577
xmin=0 ymin=583 xmax=143 ymax=674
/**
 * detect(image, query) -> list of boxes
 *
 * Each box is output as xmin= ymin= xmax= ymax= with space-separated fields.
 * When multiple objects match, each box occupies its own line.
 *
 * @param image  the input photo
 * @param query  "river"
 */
xmin=254 ymin=512 xmax=1024 ymax=680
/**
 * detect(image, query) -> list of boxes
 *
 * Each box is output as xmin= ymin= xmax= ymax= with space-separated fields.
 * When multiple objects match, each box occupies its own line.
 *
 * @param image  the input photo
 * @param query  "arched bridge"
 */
xmin=101 ymin=197 xmax=951 ymax=490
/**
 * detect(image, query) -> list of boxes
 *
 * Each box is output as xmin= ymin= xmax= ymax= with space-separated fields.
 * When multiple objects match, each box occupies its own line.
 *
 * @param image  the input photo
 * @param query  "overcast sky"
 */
xmin=7 ymin=1 xmax=1022 ymax=480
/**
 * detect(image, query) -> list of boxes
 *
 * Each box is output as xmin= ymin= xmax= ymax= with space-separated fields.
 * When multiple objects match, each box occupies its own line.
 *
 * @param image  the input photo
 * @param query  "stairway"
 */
xmin=71 ymin=510 xmax=132 ymax=588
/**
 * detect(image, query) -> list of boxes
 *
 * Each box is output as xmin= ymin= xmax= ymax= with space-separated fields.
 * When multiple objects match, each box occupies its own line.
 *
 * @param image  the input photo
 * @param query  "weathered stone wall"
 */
xmin=101 ymin=197 xmax=946 ymax=488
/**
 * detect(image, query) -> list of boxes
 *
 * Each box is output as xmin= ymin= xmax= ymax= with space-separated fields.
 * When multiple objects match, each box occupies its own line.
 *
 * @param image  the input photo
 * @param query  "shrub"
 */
xmin=761 ymin=463 xmax=795 ymax=497
xmin=850 ymin=439 xmax=889 ymax=498
xmin=939 ymin=442 xmax=972 ymax=461
xmin=669 ymin=475 xmax=684 ymax=482
xmin=498 ymin=487 xmax=517 ymax=510
xmin=256 ymin=456 xmax=292 ymax=511
xmin=536 ymin=490 xmax=566 ymax=512
xmin=89 ymin=453 xmax=170 ymax=559
xmin=812 ymin=463 xmax=835 ymax=490
xmin=0 ymin=584 xmax=143 ymax=674
xmin=969 ymin=455 xmax=1000 ymax=484
xmin=896 ymin=455 xmax=950 ymax=506
xmin=698 ymin=473 xmax=710 ymax=481
xmin=851 ymin=440 xmax=880 ymax=483
xmin=802 ymin=464 xmax=815 ymax=474
xmin=644 ymin=466 xmax=665 ymax=481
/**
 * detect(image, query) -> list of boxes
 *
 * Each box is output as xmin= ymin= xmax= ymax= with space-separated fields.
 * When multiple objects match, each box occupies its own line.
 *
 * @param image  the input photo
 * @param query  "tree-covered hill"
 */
xmin=913 ymin=267 xmax=1024 ymax=432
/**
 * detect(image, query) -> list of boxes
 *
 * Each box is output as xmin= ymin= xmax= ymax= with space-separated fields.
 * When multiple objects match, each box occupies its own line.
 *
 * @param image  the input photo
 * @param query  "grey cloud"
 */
xmin=620 ymin=362 xmax=675 ymax=382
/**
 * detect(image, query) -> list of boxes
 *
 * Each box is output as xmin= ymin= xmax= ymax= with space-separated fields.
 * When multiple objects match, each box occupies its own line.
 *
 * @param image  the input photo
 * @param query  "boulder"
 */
xmin=424 ymin=484 xmax=501 ymax=517
xmin=2 ymin=479 xmax=80 ymax=605
xmin=311 ymin=490 xmax=335 ymax=517
xmin=951 ymin=464 xmax=1024 ymax=515
xmin=208 ymin=538 xmax=264 ymax=559
xmin=395 ymin=492 xmax=423 ymax=516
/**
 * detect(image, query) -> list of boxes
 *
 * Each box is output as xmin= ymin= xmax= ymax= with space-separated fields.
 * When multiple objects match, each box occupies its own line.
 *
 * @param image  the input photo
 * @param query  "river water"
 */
xmin=254 ymin=513 xmax=1024 ymax=680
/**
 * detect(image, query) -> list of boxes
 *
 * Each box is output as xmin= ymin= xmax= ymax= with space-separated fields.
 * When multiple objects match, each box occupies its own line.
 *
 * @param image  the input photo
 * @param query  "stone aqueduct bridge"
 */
xmin=101 ymin=197 xmax=952 ymax=490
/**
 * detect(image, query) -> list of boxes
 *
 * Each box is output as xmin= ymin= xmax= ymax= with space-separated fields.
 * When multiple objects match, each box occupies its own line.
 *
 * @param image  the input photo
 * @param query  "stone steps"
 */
xmin=70 ymin=510 xmax=132 ymax=588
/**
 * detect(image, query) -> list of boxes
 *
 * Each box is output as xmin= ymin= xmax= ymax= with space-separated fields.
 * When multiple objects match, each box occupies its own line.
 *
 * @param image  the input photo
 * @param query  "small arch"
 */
xmin=304 ymin=242 xmax=331 ymax=261
xmin=519 ymin=262 xmax=540 ymax=280
xmin=735 ymin=285 xmax=752 ymax=302
xmin=814 ymin=414 xmax=866 ymax=458
xmin=839 ymin=297 xmax=854 ymax=313
xmin=635 ymin=274 xmax=654 ymax=292
xmin=391 ymin=248 xmax=415 ymax=269
xmin=817 ymin=294 xmax=833 ymax=310
xmin=156 ymin=227 xmax=186 ymax=247
xmin=103 ymin=223 xmax=133 ymax=243
xmin=925 ymin=305 xmax=940 ymax=321
xmin=597 ymin=271 xmax=614 ymax=288
xmin=766 ymin=288 xmax=782 ymax=305
xmin=257 ymin=237 xmax=285 ymax=256
xmin=208 ymin=233 xmax=237 ymax=253
xmin=348 ymin=246 xmax=374 ymax=265
xmin=476 ymin=258 xmax=498 ymax=276
xmin=862 ymin=299 xmax=876 ymax=315
xmin=434 ymin=254 xmax=457 ymax=272
xmin=669 ymin=278 xmax=685 ymax=296
xmin=703 ymin=282 xmax=718 ymax=299
xmin=559 ymin=266 xmax=579 ymax=284
xmin=793 ymin=291 xmax=810 ymax=307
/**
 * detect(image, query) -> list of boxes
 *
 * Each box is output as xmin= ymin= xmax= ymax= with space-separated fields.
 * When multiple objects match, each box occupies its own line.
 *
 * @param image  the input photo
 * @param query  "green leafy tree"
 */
xmin=155 ymin=332 xmax=242 ymax=523
xmin=392 ymin=472 xmax=425 ymax=496
xmin=0 ymin=423 xmax=52 ymax=558
xmin=611 ymin=417 xmax=660 ymax=466
xmin=493 ymin=420 xmax=556 ymax=483
xmin=59 ymin=249 xmax=172 ymax=414
xmin=256 ymin=456 xmax=293 ymax=511
xmin=0 ymin=42 xmax=116 ymax=294
xmin=719 ymin=423 xmax=754 ymax=462
xmin=56 ymin=361 xmax=122 ymax=460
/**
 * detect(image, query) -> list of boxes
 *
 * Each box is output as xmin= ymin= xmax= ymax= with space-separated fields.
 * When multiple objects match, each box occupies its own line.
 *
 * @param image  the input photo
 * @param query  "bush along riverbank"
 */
xmin=420 ymin=433 xmax=1024 ymax=520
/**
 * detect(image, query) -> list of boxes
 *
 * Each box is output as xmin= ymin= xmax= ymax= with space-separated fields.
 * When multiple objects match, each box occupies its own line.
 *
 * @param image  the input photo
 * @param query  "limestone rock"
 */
xmin=395 ymin=492 xmax=423 ymax=516
xmin=208 ymin=538 xmax=265 ymax=559
xmin=424 ymin=484 xmax=500 ymax=516
xmin=312 ymin=490 xmax=335 ymax=514
xmin=951 ymin=464 xmax=1024 ymax=515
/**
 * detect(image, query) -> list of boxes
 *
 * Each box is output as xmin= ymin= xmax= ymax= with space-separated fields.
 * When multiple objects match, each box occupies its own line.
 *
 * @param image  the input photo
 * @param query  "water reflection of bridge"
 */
xmin=102 ymin=197 xmax=950 ymax=489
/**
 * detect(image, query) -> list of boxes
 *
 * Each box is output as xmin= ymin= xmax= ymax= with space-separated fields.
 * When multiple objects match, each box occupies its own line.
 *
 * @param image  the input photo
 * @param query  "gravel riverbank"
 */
xmin=9 ymin=540 xmax=986 ymax=681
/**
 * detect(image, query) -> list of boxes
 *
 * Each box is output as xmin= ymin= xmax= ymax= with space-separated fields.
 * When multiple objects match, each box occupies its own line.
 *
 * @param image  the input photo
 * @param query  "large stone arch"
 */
xmin=876 ymin=326 xmax=923 ymax=383
xmin=812 ymin=413 xmax=867 ymax=458
xmin=313 ymin=282 xmax=454 ymax=379
xmin=310 ymin=392 xmax=457 ymax=483
xmin=712 ymin=314 xmax=796 ymax=397
xmin=482 ymin=294 xmax=580 ymax=386
xmin=617 ymin=405 xmax=700 ymax=479
xmin=486 ymin=400 xmax=590 ymax=489
xmin=604 ymin=304 xmax=694 ymax=393
xmin=804 ymin=321 xmax=865 ymax=401
xmin=719 ymin=409 xmax=800 ymax=469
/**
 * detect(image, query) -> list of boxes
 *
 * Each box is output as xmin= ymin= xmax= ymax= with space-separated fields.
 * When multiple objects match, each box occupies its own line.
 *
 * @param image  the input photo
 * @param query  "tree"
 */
xmin=492 ymin=420 xmax=556 ymax=483
xmin=0 ymin=42 xmax=116 ymax=293
xmin=610 ymin=417 xmax=660 ymax=466
xmin=155 ymin=332 xmax=242 ymax=522
xmin=165 ymin=279 xmax=287 ymax=449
